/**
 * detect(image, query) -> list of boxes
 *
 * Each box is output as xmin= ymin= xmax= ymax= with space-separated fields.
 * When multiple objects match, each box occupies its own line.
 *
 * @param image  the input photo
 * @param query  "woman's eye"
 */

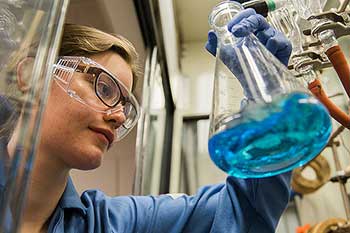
xmin=98 ymin=82 xmax=112 ymax=98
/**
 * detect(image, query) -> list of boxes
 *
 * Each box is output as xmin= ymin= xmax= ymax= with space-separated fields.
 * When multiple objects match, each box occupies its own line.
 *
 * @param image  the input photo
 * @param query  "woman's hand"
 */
xmin=205 ymin=8 xmax=292 ymax=66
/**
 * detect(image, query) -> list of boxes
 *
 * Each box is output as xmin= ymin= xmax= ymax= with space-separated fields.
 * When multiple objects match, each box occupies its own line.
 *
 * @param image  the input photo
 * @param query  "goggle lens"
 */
xmin=96 ymin=72 xmax=120 ymax=107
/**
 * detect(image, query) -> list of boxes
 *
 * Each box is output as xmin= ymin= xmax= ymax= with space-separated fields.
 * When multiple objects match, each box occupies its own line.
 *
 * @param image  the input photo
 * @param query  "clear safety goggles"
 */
xmin=52 ymin=56 xmax=140 ymax=141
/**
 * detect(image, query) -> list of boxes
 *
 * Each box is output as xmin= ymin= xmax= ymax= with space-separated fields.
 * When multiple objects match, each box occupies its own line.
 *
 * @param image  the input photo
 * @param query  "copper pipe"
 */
xmin=308 ymin=79 xmax=350 ymax=129
xmin=325 ymin=45 xmax=350 ymax=98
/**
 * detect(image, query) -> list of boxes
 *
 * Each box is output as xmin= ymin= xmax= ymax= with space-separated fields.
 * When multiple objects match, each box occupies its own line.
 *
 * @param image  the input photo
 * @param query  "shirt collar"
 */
xmin=57 ymin=177 xmax=87 ymax=216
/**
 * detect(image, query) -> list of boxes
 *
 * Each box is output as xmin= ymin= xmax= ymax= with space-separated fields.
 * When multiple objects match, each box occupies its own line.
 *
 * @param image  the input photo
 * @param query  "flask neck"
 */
xmin=209 ymin=1 xmax=243 ymax=36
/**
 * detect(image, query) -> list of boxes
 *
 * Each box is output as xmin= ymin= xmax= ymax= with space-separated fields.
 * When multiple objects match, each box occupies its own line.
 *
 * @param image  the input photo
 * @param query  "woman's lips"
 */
xmin=94 ymin=131 xmax=110 ymax=145
xmin=89 ymin=127 xmax=114 ymax=146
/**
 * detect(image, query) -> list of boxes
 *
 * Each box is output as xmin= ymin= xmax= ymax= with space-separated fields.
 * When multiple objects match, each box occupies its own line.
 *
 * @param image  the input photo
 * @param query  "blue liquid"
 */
xmin=208 ymin=92 xmax=332 ymax=178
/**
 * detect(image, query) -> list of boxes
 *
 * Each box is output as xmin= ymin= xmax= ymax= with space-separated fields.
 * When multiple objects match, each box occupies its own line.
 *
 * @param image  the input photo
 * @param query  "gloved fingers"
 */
xmin=206 ymin=5 xmax=292 ymax=66
xmin=265 ymin=32 xmax=292 ymax=66
xmin=227 ymin=8 xmax=256 ymax=29
xmin=206 ymin=9 xmax=256 ymax=55
xmin=205 ymin=30 xmax=218 ymax=56
xmin=274 ymin=45 xmax=292 ymax=66
xmin=229 ymin=11 xmax=270 ymax=37
xmin=255 ymin=27 xmax=276 ymax=46
xmin=265 ymin=37 xmax=279 ymax=55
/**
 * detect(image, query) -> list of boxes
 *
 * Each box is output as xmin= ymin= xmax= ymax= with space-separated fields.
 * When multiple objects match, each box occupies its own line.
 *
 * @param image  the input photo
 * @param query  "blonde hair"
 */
xmin=59 ymin=23 xmax=140 ymax=90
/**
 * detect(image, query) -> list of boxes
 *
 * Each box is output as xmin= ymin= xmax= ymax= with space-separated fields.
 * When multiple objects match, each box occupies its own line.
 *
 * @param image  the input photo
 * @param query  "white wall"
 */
xmin=179 ymin=42 xmax=215 ymax=114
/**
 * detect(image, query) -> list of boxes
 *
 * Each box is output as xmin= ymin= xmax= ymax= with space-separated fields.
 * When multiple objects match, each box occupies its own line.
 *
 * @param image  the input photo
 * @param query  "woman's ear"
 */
xmin=16 ymin=57 xmax=35 ymax=93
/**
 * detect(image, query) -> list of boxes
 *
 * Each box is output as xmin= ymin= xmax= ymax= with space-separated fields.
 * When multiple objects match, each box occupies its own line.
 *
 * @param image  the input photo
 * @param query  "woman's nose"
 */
xmin=103 ymin=109 xmax=127 ymax=129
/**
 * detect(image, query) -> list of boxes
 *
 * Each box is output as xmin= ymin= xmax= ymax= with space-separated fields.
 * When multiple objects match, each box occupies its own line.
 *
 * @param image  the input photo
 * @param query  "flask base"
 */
xmin=208 ymin=92 xmax=332 ymax=178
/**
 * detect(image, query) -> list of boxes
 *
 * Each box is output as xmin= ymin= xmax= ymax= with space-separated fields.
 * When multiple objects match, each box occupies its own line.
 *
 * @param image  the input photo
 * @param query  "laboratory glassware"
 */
xmin=289 ymin=0 xmax=350 ymax=126
xmin=207 ymin=1 xmax=332 ymax=178
xmin=0 ymin=0 xmax=69 ymax=231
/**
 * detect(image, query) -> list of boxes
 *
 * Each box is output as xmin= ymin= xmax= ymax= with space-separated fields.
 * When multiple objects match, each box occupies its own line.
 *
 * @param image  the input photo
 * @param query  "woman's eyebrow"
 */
xmin=110 ymin=72 xmax=133 ymax=91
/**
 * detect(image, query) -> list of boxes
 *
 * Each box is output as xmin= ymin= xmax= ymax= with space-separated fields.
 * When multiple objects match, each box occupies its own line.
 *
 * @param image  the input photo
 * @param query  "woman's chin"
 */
xmin=76 ymin=159 xmax=102 ymax=170
xmin=69 ymin=146 xmax=104 ymax=170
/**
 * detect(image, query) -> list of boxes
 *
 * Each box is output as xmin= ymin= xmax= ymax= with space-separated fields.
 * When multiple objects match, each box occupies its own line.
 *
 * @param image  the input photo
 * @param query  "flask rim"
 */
xmin=208 ymin=1 xmax=243 ymax=32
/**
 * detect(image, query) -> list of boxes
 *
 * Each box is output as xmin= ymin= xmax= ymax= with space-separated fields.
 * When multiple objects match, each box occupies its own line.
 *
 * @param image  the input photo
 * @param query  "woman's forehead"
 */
xmin=87 ymin=51 xmax=133 ymax=90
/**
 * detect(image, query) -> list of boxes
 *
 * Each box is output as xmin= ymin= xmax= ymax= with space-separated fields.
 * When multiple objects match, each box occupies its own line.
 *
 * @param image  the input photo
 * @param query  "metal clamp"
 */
xmin=330 ymin=173 xmax=350 ymax=184
xmin=303 ymin=11 xmax=350 ymax=38
xmin=289 ymin=50 xmax=332 ymax=72
xmin=330 ymin=165 xmax=350 ymax=184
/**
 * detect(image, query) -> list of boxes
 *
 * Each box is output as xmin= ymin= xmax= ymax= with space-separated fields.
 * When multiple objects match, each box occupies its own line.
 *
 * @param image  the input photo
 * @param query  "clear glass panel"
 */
xmin=141 ymin=111 xmax=166 ymax=195
xmin=141 ymin=62 xmax=166 ymax=195
xmin=135 ymin=48 xmax=166 ymax=195
xmin=0 ymin=0 xmax=68 ymax=231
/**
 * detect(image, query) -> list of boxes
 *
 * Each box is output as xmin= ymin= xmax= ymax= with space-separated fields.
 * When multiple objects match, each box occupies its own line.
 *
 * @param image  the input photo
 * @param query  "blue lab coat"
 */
xmin=0 ymin=137 xmax=291 ymax=233
xmin=45 ymin=173 xmax=291 ymax=233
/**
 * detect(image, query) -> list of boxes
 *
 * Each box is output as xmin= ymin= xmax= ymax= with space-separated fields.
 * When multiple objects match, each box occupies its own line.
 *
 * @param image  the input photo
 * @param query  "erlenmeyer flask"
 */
xmin=207 ymin=1 xmax=332 ymax=178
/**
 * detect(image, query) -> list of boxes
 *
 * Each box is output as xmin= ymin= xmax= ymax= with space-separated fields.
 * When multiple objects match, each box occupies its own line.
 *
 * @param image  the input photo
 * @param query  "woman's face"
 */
xmin=39 ymin=51 xmax=133 ymax=170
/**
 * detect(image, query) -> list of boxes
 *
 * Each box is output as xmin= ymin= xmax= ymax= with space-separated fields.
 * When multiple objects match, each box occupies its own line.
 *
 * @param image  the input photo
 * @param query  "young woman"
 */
xmin=4 ymin=8 xmax=292 ymax=233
